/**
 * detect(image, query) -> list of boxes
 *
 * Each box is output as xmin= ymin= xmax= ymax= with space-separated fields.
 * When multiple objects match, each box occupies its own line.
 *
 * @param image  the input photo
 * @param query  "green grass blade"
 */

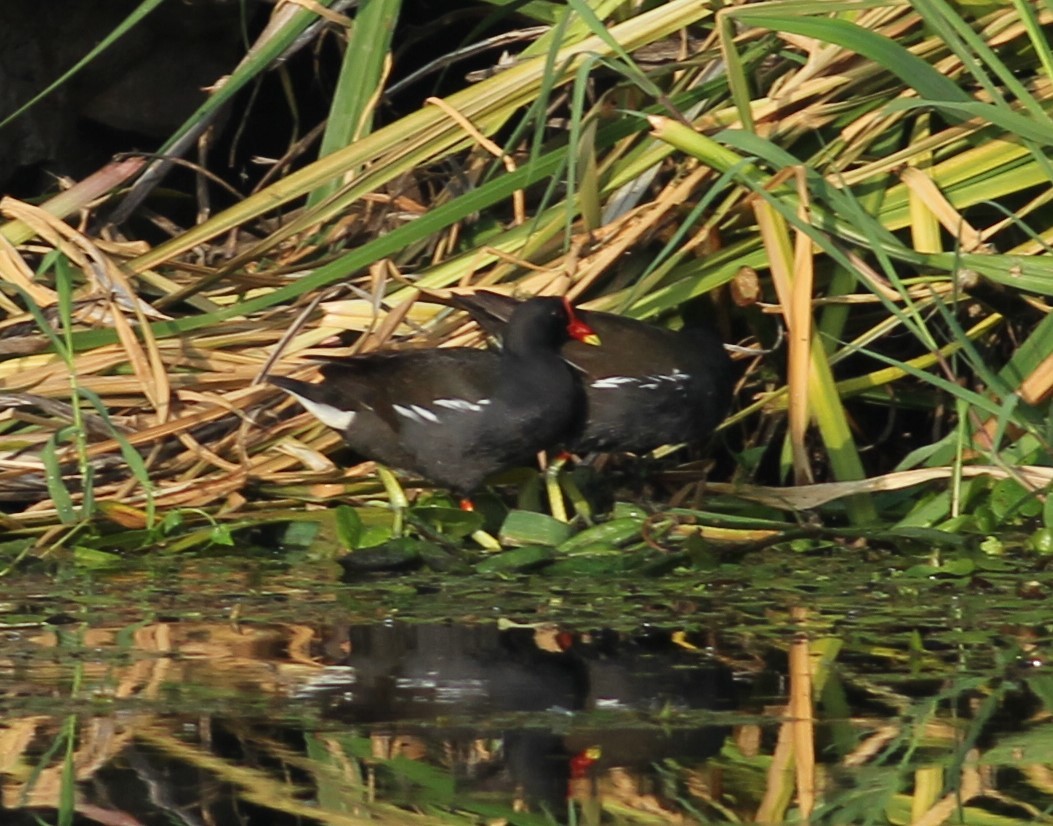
xmin=735 ymin=11 xmax=972 ymax=104
xmin=78 ymin=388 xmax=156 ymax=527
xmin=0 ymin=0 xmax=166 ymax=132
xmin=129 ymin=0 xmax=712 ymax=272
xmin=42 ymin=433 xmax=77 ymax=525
xmin=912 ymin=0 xmax=1051 ymax=125
xmin=477 ymin=0 xmax=565 ymax=25
xmin=309 ymin=0 xmax=402 ymax=205
xmin=884 ymin=99 xmax=1053 ymax=146
xmin=156 ymin=0 xmax=347 ymax=156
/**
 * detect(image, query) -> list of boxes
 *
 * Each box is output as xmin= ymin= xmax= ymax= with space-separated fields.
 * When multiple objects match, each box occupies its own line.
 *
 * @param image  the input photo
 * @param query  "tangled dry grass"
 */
xmin=4 ymin=0 xmax=1053 ymax=552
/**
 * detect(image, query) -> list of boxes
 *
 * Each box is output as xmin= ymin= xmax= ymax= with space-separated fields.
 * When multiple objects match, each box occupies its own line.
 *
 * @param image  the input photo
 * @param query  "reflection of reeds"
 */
xmin=2 ymin=714 xmax=136 ymax=815
xmin=25 ymin=621 xmax=325 ymax=699
xmin=755 ymin=605 xmax=819 ymax=823
xmin=6 ymin=612 xmax=1053 ymax=823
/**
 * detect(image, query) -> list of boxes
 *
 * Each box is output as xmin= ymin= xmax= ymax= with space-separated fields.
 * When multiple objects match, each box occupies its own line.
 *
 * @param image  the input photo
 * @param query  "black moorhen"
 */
xmin=270 ymin=297 xmax=600 ymax=496
xmin=445 ymin=291 xmax=734 ymax=453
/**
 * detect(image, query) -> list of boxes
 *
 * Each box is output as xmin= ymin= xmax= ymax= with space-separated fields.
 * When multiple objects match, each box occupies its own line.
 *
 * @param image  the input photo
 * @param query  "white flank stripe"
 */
xmin=394 ymin=404 xmax=442 ymax=424
xmin=412 ymin=404 xmax=441 ymax=423
xmin=591 ymin=370 xmax=688 ymax=390
xmin=656 ymin=369 xmax=687 ymax=383
xmin=393 ymin=404 xmax=423 ymax=423
xmin=434 ymin=398 xmax=488 ymax=413
xmin=591 ymin=375 xmax=639 ymax=389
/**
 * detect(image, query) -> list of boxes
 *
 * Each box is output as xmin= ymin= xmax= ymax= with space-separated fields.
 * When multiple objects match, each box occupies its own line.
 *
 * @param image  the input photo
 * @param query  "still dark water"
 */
xmin=3 ymin=553 xmax=1053 ymax=825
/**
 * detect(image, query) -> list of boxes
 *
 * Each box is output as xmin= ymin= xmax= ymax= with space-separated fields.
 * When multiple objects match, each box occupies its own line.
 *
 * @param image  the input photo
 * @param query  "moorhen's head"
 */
xmin=504 ymin=296 xmax=600 ymax=354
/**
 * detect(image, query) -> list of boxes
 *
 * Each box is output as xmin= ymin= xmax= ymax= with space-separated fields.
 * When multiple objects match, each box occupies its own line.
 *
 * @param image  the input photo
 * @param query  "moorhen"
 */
xmin=270 ymin=297 xmax=600 ymax=496
xmin=444 ymin=291 xmax=734 ymax=454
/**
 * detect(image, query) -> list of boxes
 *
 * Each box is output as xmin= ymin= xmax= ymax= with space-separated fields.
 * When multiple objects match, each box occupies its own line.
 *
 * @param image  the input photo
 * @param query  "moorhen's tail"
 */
xmin=441 ymin=290 xmax=519 ymax=337
xmin=270 ymin=375 xmax=357 ymax=432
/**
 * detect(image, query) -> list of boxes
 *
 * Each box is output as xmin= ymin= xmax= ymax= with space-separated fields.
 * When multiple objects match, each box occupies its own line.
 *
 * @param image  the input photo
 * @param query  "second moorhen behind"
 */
xmin=270 ymin=297 xmax=599 ymax=495
xmin=444 ymin=291 xmax=734 ymax=454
